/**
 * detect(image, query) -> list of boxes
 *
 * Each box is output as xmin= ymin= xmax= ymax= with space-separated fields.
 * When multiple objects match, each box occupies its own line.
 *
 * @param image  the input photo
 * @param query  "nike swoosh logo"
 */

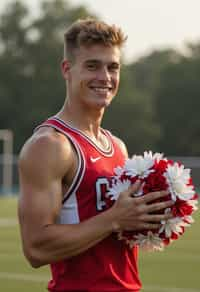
xmin=90 ymin=156 xmax=101 ymax=163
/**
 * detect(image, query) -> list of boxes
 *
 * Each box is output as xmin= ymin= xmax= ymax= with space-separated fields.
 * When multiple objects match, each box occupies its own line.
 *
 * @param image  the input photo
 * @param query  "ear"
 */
xmin=61 ymin=59 xmax=71 ymax=79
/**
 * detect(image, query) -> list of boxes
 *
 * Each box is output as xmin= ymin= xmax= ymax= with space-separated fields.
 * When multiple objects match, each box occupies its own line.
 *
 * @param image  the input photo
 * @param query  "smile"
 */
xmin=89 ymin=87 xmax=112 ymax=94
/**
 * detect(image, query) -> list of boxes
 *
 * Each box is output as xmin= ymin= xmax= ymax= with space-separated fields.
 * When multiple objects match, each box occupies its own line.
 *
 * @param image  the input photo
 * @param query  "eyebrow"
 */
xmin=84 ymin=59 xmax=120 ymax=66
xmin=85 ymin=59 xmax=101 ymax=64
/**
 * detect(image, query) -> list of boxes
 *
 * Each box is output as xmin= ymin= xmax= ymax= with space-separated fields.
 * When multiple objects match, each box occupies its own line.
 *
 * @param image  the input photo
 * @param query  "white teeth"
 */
xmin=92 ymin=88 xmax=110 ymax=93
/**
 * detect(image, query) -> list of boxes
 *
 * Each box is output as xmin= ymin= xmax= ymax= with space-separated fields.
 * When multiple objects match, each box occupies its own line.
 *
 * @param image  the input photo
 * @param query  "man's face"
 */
xmin=63 ymin=44 xmax=121 ymax=109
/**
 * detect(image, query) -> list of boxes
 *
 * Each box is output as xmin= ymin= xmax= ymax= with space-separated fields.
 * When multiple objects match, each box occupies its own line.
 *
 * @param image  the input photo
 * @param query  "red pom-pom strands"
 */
xmin=106 ymin=152 xmax=198 ymax=251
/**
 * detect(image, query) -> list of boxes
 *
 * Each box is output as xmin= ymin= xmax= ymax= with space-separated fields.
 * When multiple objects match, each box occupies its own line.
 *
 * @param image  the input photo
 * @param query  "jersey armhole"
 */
xmin=35 ymin=123 xmax=86 ymax=204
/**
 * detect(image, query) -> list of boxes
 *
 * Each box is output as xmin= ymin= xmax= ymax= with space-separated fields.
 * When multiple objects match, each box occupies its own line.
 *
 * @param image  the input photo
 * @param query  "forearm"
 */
xmin=25 ymin=208 xmax=115 ymax=267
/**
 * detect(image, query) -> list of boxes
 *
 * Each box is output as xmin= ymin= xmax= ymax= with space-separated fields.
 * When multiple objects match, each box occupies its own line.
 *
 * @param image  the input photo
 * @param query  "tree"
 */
xmin=155 ymin=44 xmax=200 ymax=155
xmin=130 ymin=49 xmax=181 ymax=94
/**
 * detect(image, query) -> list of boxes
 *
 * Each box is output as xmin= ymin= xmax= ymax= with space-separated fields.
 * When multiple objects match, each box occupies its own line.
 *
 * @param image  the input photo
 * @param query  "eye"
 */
xmin=108 ymin=63 xmax=120 ymax=72
xmin=87 ymin=64 xmax=97 ymax=70
xmin=86 ymin=62 xmax=99 ymax=71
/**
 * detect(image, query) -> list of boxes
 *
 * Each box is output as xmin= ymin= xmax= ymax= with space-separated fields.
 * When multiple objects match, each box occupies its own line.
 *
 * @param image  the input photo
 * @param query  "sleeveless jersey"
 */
xmin=36 ymin=117 xmax=141 ymax=292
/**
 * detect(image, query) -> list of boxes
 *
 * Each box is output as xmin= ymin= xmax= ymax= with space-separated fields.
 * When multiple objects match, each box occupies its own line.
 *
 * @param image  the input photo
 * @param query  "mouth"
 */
xmin=89 ymin=86 xmax=113 ymax=95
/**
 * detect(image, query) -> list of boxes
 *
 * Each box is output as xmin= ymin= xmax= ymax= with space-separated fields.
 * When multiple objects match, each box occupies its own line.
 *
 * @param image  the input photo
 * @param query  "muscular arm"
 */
xmin=18 ymin=129 xmax=118 ymax=267
xmin=18 ymin=129 xmax=173 ymax=268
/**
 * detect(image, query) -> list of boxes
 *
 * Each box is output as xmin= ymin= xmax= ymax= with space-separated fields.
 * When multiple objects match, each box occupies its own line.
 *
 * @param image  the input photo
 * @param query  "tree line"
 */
xmin=0 ymin=0 xmax=199 ymax=156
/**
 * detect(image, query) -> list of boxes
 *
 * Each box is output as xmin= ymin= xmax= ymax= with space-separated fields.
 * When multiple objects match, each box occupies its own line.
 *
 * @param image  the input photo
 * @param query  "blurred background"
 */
xmin=0 ymin=1 xmax=199 ymax=291
xmin=0 ymin=0 xmax=200 ymax=194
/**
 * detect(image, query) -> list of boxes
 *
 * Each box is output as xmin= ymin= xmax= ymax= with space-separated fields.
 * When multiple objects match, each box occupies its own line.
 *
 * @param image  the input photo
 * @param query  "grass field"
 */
xmin=0 ymin=196 xmax=200 ymax=292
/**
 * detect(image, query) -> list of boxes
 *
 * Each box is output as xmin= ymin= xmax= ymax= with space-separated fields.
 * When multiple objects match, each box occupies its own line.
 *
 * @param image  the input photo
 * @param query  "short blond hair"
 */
xmin=64 ymin=18 xmax=127 ymax=61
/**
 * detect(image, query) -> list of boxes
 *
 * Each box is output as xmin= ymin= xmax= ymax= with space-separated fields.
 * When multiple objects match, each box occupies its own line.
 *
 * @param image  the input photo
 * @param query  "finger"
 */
xmin=146 ymin=200 xmax=174 ymax=213
xmin=137 ymin=222 xmax=161 ymax=230
xmin=141 ymin=212 xmax=173 ymax=222
xmin=128 ymin=180 xmax=141 ymax=195
xmin=125 ymin=222 xmax=161 ymax=231
xmin=139 ymin=190 xmax=169 ymax=204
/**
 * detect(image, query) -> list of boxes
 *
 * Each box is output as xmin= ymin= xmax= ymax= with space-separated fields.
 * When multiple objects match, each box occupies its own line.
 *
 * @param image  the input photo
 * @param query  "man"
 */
xmin=18 ymin=18 xmax=173 ymax=292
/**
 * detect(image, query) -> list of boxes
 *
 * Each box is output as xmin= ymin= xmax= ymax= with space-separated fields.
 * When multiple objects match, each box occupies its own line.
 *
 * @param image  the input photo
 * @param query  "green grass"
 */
xmin=0 ymin=197 xmax=50 ymax=292
xmin=0 ymin=196 xmax=199 ymax=292
xmin=139 ymin=211 xmax=200 ymax=291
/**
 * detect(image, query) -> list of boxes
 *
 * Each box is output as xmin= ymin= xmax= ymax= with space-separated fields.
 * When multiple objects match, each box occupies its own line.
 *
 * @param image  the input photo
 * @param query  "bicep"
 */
xmin=19 ymin=174 xmax=62 ymax=228
xmin=18 ymin=134 xmax=71 ymax=240
xmin=18 ymin=162 xmax=63 ymax=265
xmin=18 ymin=161 xmax=63 ymax=247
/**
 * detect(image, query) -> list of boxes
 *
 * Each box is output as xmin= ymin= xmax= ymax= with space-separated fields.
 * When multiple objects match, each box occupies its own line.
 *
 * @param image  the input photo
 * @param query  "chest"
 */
xmin=73 ymin=143 xmax=124 ymax=219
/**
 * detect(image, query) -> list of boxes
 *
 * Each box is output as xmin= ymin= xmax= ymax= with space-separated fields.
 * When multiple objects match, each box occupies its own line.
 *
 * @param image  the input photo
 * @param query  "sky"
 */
xmin=1 ymin=0 xmax=200 ymax=62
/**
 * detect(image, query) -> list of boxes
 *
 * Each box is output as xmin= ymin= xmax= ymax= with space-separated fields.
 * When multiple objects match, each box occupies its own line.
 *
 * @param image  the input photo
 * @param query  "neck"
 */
xmin=57 ymin=98 xmax=105 ymax=139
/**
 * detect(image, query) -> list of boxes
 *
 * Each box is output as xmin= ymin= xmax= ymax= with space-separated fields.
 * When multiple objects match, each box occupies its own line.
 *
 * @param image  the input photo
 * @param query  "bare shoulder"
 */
xmin=112 ymin=135 xmax=128 ymax=158
xmin=19 ymin=127 xmax=74 ymax=182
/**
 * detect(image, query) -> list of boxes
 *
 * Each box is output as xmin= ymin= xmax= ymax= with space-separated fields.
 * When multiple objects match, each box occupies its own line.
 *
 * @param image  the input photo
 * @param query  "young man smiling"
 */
xmin=18 ymin=18 xmax=173 ymax=292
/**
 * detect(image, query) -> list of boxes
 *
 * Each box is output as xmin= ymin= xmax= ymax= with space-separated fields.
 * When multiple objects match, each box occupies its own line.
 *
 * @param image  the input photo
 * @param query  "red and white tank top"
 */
xmin=36 ymin=117 xmax=141 ymax=292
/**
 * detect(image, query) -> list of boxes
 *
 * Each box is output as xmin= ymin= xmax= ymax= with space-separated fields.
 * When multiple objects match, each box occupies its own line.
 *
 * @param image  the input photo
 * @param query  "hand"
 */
xmin=110 ymin=180 xmax=174 ymax=232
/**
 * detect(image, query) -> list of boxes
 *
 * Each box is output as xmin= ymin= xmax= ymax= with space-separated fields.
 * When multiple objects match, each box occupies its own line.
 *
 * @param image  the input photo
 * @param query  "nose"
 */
xmin=98 ymin=66 xmax=111 ymax=81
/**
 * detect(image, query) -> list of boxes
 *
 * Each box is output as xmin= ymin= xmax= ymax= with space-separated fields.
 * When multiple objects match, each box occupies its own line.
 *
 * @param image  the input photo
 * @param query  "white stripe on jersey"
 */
xmin=57 ymin=191 xmax=80 ymax=224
